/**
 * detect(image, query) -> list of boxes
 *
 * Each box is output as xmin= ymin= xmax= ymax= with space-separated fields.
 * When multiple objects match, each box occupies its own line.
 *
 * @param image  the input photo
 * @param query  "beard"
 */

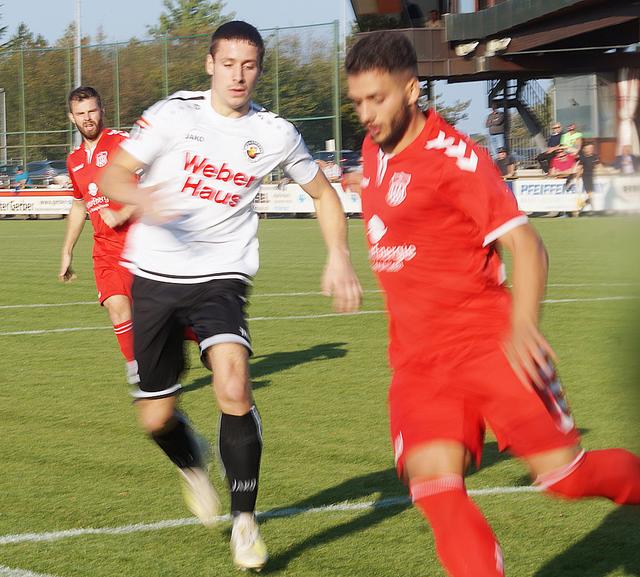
xmin=378 ymin=104 xmax=413 ymax=151
xmin=77 ymin=119 xmax=103 ymax=141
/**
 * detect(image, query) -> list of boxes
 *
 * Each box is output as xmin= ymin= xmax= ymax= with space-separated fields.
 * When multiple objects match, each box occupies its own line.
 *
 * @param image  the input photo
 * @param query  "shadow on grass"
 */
xmin=261 ymin=441 xmax=516 ymax=572
xmin=532 ymin=506 xmax=640 ymax=577
xmin=182 ymin=342 xmax=348 ymax=394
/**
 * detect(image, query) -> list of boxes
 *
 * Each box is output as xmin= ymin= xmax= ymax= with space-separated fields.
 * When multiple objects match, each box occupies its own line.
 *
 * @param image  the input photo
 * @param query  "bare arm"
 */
xmin=299 ymin=170 xmax=362 ymax=313
xmin=59 ymin=200 xmax=87 ymax=282
xmin=99 ymin=148 xmax=145 ymax=207
xmin=497 ymin=223 xmax=556 ymax=388
xmin=99 ymin=203 xmax=137 ymax=229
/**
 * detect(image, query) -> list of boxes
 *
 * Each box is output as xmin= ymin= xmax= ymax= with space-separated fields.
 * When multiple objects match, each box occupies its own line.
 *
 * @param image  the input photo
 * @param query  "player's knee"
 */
xmin=103 ymin=296 xmax=131 ymax=325
xmin=215 ymin=376 xmax=252 ymax=411
xmin=136 ymin=400 xmax=176 ymax=434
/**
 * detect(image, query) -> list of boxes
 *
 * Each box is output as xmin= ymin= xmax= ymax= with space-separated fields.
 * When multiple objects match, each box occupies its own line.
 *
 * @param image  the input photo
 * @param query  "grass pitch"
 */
xmin=1 ymin=216 xmax=639 ymax=577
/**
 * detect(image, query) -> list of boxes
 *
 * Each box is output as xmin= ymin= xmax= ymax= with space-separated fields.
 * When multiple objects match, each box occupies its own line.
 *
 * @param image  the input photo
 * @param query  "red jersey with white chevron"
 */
xmin=360 ymin=110 xmax=527 ymax=371
xmin=67 ymin=129 xmax=132 ymax=259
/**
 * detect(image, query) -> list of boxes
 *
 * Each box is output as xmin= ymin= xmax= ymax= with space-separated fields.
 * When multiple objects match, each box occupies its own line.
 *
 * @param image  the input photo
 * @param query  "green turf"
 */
xmin=1 ymin=216 xmax=639 ymax=577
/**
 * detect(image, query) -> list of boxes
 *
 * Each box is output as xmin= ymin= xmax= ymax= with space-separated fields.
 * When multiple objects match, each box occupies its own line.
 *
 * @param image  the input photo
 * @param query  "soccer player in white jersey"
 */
xmin=100 ymin=21 xmax=362 ymax=571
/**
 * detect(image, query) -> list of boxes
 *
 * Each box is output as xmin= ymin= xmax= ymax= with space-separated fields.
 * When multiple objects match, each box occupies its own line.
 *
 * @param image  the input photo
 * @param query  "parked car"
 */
xmin=312 ymin=149 xmax=362 ymax=170
xmin=0 ymin=164 xmax=19 ymax=188
xmin=25 ymin=160 xmax=68 ymax=186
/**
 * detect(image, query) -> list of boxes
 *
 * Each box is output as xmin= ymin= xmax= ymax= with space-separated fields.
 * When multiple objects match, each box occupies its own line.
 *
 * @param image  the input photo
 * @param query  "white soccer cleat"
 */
xmin=178 ymin=466 xmax=221 ymax=527
xmin=230 ymin=513 xmax=268 ymax=572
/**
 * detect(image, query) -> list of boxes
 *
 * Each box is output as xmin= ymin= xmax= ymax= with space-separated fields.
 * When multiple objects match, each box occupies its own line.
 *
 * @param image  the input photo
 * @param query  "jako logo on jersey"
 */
xmin=425 ymin=130 xmax=479 ymax=173
xmin=88 ymin=182 xmax=99 ymax=196
xmin=367 ymin=215 xmax=387 ymax=244
xmin=386 ymin=172 xmax=411 ymax=207
xmin=186 ymin=132 xmax=204 ymax=142
xmin=96 ymin=151 xmax=108 ymax=168
xmin=244 ymin=140 xmax=263 ymax=162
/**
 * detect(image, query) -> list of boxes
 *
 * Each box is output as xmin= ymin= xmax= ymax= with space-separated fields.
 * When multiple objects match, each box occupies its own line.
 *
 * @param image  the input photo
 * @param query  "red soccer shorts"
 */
xmin=389 ymin=346 xmax=580 ymax=478
xmin=93 ymin=254 xmax=132 ymax=305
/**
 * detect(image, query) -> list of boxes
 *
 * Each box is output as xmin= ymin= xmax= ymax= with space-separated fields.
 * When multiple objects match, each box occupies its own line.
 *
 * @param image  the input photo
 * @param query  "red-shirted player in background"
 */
xmin=59 ymin=86 xmax=138 ymax=384
xmin=345 ymin=32 xmax=640 ymax=577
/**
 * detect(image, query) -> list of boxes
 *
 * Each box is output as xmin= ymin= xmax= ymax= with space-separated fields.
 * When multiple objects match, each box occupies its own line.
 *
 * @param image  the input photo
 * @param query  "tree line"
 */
xmin=0 ymin=0 xmax=469 ymax=164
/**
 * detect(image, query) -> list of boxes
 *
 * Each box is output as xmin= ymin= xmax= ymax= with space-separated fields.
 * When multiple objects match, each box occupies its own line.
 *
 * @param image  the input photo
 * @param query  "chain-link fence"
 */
xmin=0 ymin=21 xmax=342 ymax=167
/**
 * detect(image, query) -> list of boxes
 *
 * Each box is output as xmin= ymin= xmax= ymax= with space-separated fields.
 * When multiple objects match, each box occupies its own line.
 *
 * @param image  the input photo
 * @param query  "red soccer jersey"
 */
xmin=360 ymin=110 xmax=527 ymax=371
xmin=67 ymin=129 xmax=131 ymax=258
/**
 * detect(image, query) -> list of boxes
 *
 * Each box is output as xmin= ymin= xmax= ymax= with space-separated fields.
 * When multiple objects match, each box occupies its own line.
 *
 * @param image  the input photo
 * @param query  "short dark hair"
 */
xmin=68 ymin=86 xmax=103 ymax=110
xmin=209 ymin=20 xmax=265 ymax=69
xmin=345 ymin=31 xmax=417 ymax=76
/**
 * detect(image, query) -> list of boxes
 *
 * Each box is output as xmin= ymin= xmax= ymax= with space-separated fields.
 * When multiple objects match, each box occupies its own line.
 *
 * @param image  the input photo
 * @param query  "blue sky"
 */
xmin=1 ymin=0 xmax=488 ymax=134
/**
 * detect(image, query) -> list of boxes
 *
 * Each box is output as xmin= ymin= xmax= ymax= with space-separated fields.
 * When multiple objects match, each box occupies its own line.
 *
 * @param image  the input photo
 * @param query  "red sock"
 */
xmin=541 ymin=449 xmax=640 ymax=505
xmin=184 ymin=326 xmax=198 ymax=342
xmin=411 ymin=475 xmax=504 ymax=577
xmin=113 ymin=320 xmax=134 ymax=362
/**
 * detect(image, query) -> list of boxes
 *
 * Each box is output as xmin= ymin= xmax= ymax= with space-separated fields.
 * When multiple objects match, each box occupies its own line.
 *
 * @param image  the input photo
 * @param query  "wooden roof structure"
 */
xmin=351 ymin=0 xmax=640 ymax=81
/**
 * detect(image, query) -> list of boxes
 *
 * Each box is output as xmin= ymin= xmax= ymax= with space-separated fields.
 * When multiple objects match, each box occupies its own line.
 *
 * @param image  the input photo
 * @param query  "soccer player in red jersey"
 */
xmin=59 ymin=86 xmax=138 ymax=383
xmin=346 ymin=31 xmax=640 ymax=576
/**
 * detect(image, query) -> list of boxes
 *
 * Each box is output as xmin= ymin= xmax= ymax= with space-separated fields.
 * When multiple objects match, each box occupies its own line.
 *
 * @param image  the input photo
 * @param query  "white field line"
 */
xmin=0 ymin=283 xmax=636 ymax=311
xmin=0 ymin=567 xmax=60 ymax=577
xmin=0 ymin=485 xmax=540 ymax=547
xmin=0 ymin=296 xmax=637 ymax=337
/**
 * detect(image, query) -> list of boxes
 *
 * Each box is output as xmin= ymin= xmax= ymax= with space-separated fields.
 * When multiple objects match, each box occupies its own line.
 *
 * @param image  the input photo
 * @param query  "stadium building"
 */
xmin=350 ymin=0 xmax=640 ymax=164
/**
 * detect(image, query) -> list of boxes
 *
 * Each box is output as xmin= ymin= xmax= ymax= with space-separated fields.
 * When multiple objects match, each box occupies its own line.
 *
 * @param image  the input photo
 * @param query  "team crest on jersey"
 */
xmin=244 ymin=140 xmax=263 ymax=162
xmin=96 ymin=151 xmax=108 ymax=168
xmin=386 ymin=172 xmax=411 ymax=207
xmin=88 ymin=182 xmax=98 ymax=197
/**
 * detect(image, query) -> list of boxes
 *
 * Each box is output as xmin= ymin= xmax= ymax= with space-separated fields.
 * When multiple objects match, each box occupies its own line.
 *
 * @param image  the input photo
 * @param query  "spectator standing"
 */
xmin=560 ymin=123 xmax=582 ymax=155
xmin=577 ymin=143 xmax=600 ymax=214
xmin=485 ymin=103 xmax=505 ymax=157
xmin=613 ymin=144 xmax=640 ymax=174
xmin=495 ymin=147 xmax=516 ymax=178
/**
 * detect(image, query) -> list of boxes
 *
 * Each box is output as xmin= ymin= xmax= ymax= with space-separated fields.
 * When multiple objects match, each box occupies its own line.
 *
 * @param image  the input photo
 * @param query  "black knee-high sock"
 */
xmin=150 ymin=412 xmax=202 ymax=470
xmin=218 ymin=406 xmax=263 ymax=514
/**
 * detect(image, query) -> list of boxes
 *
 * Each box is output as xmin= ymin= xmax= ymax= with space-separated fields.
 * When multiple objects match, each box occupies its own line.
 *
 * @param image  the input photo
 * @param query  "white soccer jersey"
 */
xmin=121 ymin=89 xmax=319 ymax=284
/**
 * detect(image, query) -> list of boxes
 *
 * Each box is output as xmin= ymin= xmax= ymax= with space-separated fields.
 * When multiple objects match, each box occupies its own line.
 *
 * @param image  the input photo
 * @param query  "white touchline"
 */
xmin=0 ymin=283 xmax=635 ymax=310
xmin=0 ymin=485 xmax=541 ymax=547
xmin=0 ymin=296 xmax=637 ymax=337
xmin=0 ymin=567 xmax=61 ymax=577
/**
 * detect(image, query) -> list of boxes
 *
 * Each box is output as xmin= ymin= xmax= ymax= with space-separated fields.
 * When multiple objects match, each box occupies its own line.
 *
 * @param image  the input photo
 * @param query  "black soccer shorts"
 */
xmin=131 ymin=276 xmax=251 ymax=399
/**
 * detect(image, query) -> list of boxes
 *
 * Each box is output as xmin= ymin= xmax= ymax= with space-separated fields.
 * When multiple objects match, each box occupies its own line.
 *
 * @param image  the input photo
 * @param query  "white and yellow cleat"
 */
xmin=230 ymin=513 xmax=268 ymax=572
xmin=178 ymin=467 xmax=221 ymax=527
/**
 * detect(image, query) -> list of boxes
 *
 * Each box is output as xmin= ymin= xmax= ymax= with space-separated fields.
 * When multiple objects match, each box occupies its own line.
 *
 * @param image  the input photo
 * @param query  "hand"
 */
xmin=321 ymin=252 xmax=363 ymax=313
xmin=58 ymin=253 xmax=77 ymax=283
xmin=99 ymin=208 xmax=128 ymax=229
xmin=134 ymin=182 xmax=182 ymax=224
xmin=502 ymin=318 xmax=557 ymax=390
xmin=341 ymin=171 xmax=363 ymax=195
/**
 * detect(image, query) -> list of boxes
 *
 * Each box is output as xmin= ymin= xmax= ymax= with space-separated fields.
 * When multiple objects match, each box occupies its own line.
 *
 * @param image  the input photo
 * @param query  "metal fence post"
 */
xmin=67 ymin=46 xmax=73 ymax=151
xmin=114 ymin=44 xmax=121 ymax=128
xmin=19 ymin=46 xmax=27 ymax=164
xmin=163 ymin=35 xmax=169 ymax=97
xmin=333 ymin=20 xmax=342 ymax=164
xmin=274 ymin=27 xmax=280 ymax=115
